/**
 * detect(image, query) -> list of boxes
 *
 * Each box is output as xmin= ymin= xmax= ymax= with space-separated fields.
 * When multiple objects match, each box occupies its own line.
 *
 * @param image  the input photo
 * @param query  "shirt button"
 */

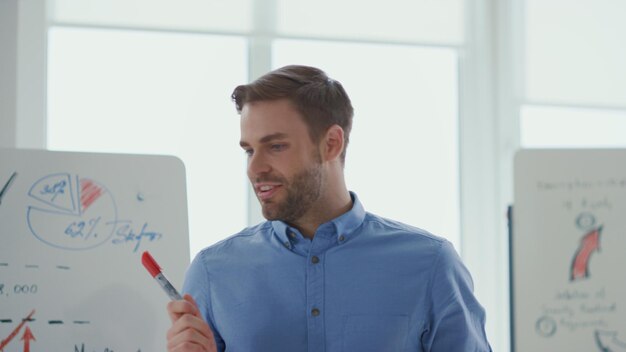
xmin=284 ymin=241 xmax=291 ymax=248
xmin=338 ymin=235 xmax=346 ymax=242
xmin=311 ymin=256 xmax=320 ymax=264
xmin=289 ymin=231 xmax=297 ymax=239
xmin=311 ymin=308 xmax=320 ymax=317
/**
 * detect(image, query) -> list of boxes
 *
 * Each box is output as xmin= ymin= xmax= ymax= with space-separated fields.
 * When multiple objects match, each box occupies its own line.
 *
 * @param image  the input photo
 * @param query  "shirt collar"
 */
xmin=271 ymin=191 xmax=366 ymax=249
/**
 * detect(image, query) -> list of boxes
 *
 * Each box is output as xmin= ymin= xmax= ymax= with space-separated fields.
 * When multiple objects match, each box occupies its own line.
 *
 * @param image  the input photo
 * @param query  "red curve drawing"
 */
xmin=570 ymin=226 xmax=603 ymax=281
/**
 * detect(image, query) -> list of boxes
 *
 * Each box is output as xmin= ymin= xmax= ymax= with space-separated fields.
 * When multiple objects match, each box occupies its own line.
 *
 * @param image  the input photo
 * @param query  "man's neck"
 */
xmin=293 ymin=191 xmax=352 ymax=239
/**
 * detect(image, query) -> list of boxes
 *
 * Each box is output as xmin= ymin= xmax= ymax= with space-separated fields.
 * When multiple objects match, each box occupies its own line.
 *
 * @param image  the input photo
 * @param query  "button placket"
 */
xmin=306 ymin=236 xmax=330 ymax=352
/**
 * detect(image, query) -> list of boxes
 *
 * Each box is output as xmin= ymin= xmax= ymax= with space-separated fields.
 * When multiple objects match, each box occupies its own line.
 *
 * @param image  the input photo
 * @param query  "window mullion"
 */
xmin=245 ymin=0 xmax=277 ymax=225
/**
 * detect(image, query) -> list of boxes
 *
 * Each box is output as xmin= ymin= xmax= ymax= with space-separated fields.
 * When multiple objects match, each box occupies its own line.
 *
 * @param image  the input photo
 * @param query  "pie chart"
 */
xmin=26 ymin=173 xmax=118 ymax=250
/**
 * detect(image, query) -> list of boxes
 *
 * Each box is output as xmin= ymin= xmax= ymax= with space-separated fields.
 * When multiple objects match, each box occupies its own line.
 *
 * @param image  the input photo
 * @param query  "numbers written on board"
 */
xmin=62 ymin=218 xmax=163 ymax=252
xmin=0 ymin=283 xmax=38 ymax=297
xmin=65 ymin=217 xmax=102 ymax=240
xmin=41 ymin=179 xmax=67 ymax=201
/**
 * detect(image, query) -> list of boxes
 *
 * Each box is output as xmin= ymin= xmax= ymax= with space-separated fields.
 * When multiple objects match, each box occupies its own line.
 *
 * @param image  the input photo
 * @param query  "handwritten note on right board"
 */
xmin=512 ymin=149 xmax=626 ymax=351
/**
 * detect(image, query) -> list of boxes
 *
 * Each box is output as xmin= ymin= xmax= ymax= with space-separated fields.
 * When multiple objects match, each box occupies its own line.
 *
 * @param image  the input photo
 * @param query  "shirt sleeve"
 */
xmin=182 ymin=252 xmax=226 ymax=352
xmin=421 ymin=240 xmax=492 ymax=351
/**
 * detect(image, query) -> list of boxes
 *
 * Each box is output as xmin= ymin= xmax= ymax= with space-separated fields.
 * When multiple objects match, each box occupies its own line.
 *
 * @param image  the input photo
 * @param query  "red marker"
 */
xmin=141 ymin=251 xmax=183 ymax=300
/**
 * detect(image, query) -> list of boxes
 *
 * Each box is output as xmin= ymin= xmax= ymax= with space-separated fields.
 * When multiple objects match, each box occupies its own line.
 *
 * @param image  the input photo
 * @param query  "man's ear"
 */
xmin=322 ymin=125 xmax=345 ymax=162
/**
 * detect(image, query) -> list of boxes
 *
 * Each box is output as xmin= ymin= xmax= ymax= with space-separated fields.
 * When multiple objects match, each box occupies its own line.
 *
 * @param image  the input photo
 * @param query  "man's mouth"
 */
xmin=256 ymin=184 xmax=282 ymax=201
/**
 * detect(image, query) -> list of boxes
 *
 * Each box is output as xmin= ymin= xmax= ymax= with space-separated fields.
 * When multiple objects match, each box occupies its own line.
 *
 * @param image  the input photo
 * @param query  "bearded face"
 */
xmin=240 ymin=99 xmax=327 ymax=225
xmin=255 ymin=151 xmax=323 ymax=223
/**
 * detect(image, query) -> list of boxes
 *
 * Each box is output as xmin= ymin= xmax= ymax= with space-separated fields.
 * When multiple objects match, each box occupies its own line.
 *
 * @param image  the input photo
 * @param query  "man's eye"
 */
xmin=244 ymin=149 xmax=253 ymax=157
xmin=271 ymin=144 xmax=286 ymax=151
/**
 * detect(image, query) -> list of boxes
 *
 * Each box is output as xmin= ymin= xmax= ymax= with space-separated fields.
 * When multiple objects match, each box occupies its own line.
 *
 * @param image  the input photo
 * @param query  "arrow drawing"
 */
xmin=0 ymin=172 xmax=17 ymax=206
xmin=20 ymin=326 xmax=35 ymax=352
xmin=570 ymin=226 xmax=602 ymax=281
xmin=595 ymin=330 xmax=626 ymax=351
xmin=0 ymin=309 xmax=35 ymax=351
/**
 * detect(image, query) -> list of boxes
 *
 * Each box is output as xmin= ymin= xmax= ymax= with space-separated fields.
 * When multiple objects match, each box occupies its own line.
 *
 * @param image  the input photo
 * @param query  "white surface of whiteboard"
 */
xmin=0 ymin=148 xmax=190 ymax=351
xmin=512 ymin=149 xmax=626 ymax=352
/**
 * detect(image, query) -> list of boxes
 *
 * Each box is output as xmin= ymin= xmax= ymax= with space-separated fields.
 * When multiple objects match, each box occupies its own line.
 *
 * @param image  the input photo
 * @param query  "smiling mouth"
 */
xmin=256 ymin=184 xmax=282 ymax=201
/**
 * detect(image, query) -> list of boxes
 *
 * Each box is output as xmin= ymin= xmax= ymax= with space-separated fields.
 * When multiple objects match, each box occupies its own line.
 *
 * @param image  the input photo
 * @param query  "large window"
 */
xmin=47 ymin=0 xmax=465 ymax=260
xmin=274 ymin=39 xmax=460 ymax=247
xmin=47 ymin=27 xmax=248 ymax=258
xmin=275 ymin=0 xmax=464 ymax=44
xmin=520 ymin=0 xmax=626 ymax=148
xmin=520 ymin=106 xmax=626 ymax=148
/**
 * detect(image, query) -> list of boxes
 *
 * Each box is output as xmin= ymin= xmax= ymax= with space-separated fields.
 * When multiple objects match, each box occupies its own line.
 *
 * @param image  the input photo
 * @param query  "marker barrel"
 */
xmin=155 ymin=273 xmax=183 ymax=300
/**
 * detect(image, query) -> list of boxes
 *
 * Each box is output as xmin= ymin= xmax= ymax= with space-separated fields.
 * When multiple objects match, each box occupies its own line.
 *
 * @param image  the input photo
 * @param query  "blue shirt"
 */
xmin=183 ymin=193 xmax=491 ymax=351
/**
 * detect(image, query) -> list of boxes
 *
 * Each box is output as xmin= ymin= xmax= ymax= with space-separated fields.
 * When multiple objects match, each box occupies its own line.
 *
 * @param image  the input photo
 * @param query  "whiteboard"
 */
xmin=0 ymin=148 xmax=189 ymax=351
xmin=512 ymin=149 xmax=626 ymax=352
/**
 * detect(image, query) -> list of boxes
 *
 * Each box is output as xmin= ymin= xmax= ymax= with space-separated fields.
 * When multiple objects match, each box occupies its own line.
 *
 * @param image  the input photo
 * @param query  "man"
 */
xmin=167 ymin=65 xmax=491 ymax=351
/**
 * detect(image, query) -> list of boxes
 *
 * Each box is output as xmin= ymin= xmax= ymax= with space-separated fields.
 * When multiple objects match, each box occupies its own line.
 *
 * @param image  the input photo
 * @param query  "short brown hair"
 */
xmin=231 ymin=65 xmax=354 ymax=164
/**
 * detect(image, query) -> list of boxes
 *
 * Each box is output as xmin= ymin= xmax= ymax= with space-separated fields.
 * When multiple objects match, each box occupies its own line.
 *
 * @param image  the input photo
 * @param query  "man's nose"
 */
xmin=247 ymin=151 xmax=271 ymax=178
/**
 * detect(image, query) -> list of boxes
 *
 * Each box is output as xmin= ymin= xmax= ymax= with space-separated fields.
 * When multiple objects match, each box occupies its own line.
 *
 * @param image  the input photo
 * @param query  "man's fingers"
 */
xmin=167 ymin=313 xmax=216 ymax=352
xmin=167 ymin=297 xmax=200 ymax=324
xmin=167 ymin=325 xmax=212 ymax=351
xmin=168 ymin=327 xmax=212 ymax=352
xmin=166 ymin=294 xmax=216 ymax=351
xmin=167 ymin=313 xmax=214 ymax=340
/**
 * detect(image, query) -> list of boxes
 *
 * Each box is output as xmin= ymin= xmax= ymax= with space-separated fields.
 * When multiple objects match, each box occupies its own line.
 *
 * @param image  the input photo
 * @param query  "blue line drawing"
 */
xmin=595 ymin=330 xmax=626 ymax=351
xmin=26 ymin=174 xmax=118 ymax=251
xmin=28 ymin=173 xmax=77 ymax=215
xmin=535 ymin=315 xmax=557 ymax=338
xmin=109 ymin=220 xmax=163 ymax=252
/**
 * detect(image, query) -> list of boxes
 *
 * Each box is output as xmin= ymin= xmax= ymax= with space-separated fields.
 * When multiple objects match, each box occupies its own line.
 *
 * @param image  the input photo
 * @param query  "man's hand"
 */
xmin=166 ymin=294 xmax=217 ymax=352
